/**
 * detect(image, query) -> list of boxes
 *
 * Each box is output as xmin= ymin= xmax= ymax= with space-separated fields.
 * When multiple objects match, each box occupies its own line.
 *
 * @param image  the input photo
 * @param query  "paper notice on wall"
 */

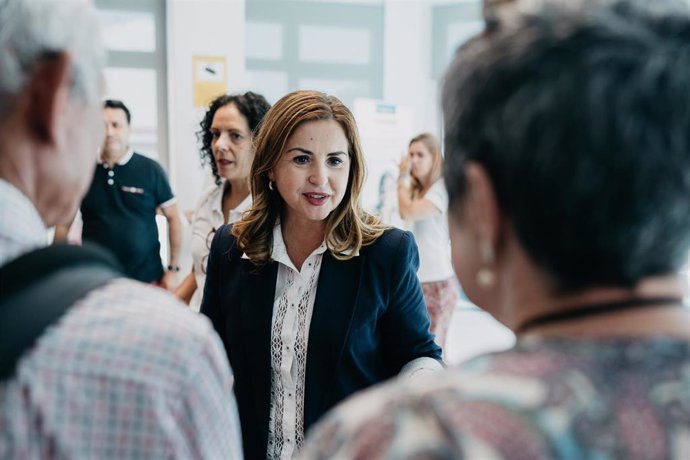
xmin=354 ymin=98 xmax=414 ymax=228
xmin=193 ymin=56 xmax=227 ymax=107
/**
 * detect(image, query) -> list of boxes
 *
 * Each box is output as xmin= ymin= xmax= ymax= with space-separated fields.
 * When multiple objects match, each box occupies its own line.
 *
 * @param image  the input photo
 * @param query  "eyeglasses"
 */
xmin=200 ymin=227 xmax=217 ymax=275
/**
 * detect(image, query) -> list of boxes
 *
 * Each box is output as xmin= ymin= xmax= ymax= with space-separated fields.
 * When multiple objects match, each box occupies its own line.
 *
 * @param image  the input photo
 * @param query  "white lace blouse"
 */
xmin=264 ymin=223 xmax=326 ymax=459
xmin=256 ymin=222 xmax=442 ymax=459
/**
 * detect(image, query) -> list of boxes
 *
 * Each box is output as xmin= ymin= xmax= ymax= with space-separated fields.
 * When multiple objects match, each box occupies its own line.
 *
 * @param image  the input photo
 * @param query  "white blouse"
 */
xmin=254 ymin=222 xmax=443 ymax=459
xmin=407 ymin=179 xmax=454 ymax=283
xmin=190 ymin=182 xmax=251 ymax=311
xmin=264 ymin=223 xmax=326 ymax=459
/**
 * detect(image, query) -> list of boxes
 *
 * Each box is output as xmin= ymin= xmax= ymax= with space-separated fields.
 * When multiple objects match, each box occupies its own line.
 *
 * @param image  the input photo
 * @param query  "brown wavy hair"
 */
xmin=232 ymin=90 xmax=386 ymax=265
xmin=409 ymin=132 xmax=443 ymax=197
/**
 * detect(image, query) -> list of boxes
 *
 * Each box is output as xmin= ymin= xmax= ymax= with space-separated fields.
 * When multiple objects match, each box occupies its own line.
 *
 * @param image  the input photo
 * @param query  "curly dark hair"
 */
xmin=198 ymin=92 xmax=271 ymax=185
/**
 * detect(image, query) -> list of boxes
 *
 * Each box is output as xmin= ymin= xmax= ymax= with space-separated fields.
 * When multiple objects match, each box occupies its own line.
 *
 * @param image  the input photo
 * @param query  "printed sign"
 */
xmin=193 ymin=56 xmax=227 ymax=107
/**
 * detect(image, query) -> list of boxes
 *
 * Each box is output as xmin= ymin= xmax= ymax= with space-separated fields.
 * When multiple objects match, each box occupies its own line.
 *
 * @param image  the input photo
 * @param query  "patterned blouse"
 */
xmin=299 ymin=336 xmax=690 ymax=459
xmin=265 ymin=223 xmax=327 ymax=459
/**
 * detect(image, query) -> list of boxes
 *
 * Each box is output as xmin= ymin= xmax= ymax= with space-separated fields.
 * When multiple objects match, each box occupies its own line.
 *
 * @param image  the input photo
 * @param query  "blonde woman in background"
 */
xmin=398 ymin=133 xmax=460 ymax=353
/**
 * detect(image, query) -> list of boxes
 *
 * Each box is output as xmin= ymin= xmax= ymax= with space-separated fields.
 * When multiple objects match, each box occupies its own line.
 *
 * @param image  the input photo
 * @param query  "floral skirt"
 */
xmin=421 ymin=277 xmax=459 ymax=353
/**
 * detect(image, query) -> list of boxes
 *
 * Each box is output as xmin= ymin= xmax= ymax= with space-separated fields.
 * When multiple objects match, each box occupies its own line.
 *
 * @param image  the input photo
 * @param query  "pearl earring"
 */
xmin=268 ymin=181 xmax=274 ymax=191
xmin=476 ymin=240 xmax=496 ymax=288
xmin=476 ymin=267 xmax=495 ymax=288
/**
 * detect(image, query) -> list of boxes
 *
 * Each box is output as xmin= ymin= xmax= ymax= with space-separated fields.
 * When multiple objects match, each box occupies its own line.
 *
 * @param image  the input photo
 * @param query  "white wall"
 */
xmin=165 ymin=0 xmax=479 ymax=210
xmin=383 ymin=0 xmax=440 ymax=140
xmin=167 ymin=0 xmax=248 ymax=212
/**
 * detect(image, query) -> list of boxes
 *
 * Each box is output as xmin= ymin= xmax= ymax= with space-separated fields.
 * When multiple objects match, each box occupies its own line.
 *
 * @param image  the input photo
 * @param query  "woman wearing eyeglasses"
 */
xmin=175 ymin=92 xmax=271 ymax=311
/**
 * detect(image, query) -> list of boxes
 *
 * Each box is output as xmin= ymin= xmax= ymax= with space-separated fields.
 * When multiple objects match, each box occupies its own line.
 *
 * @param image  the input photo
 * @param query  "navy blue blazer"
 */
xmin=201 ymin=225 xmax=441 ymax=460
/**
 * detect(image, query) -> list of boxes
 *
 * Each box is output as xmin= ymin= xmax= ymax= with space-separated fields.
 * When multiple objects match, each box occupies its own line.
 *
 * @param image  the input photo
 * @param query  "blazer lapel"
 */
xmin=304 ymin=251 xmax=362 ymax=429
xmin=239 ymin=259 xmax=277 ymax=449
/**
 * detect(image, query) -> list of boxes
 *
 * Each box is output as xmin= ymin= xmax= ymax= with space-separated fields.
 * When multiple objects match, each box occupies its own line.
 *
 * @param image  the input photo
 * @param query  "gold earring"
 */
xmin=268 ymin=180 xmax=274 ymax=191
xmin=476 ymin=240 xmax=495 ymax=288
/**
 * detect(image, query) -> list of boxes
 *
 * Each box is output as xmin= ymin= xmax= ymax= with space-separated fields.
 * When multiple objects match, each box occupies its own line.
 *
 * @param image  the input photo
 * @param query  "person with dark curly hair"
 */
xmin=175 ymin=92 xmax=270 ymax=310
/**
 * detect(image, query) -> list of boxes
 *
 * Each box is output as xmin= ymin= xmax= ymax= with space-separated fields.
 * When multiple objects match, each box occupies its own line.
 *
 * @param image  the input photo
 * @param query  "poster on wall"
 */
xmin=354 ymin=98 xmax=414 ymax=229
xmin=193 ymin=56 xmax=227 ymax=107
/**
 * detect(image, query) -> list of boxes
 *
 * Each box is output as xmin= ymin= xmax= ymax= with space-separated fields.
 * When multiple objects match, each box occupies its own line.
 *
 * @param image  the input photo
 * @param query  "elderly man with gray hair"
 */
xmin=0 ymin=1 xmax=242 ymax=458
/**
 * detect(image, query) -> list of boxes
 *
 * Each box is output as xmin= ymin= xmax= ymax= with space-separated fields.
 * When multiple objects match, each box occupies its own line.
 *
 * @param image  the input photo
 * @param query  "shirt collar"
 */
xmin=240 ymin=220 xmax=329 ymax=269
xmin=0 ymin=178 xmax=48 ymax=265
xmin=116 ymin=147 xmax=134 ymax=165
xmin=234 ymin=193 xmax=253 ymax=215
xmin=100 ymin=147 xmax=134 ymax=166
xmin=215 ymin=181 xmax=253 ymax=223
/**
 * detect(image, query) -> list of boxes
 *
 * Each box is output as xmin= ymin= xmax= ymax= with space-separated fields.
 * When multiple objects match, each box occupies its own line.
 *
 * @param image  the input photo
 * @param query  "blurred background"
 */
xmin=96 ymin=0 xmax=485 ymax=210
xmin=99 ymin=0 xmax=690 ymax=364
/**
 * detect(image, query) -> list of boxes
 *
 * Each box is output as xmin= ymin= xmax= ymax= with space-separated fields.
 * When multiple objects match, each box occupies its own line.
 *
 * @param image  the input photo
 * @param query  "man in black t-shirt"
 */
xmin=56 ymin=100 xmax=181 ymax=287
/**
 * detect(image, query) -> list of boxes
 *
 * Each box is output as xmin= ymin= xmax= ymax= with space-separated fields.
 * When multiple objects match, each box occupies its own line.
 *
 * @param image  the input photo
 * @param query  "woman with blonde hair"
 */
xmin=398 ymin=132 xmax=459 ymax=352
xmin=201 ymin=90 xmax=442 ymax=460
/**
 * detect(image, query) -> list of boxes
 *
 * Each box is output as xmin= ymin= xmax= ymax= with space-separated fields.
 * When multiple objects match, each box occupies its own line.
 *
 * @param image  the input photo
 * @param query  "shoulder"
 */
xmin=210 ymin=223 xmax=241 ymax=256
xmin=357 ymin=228 xmax=419 ymax=275
xmin=195 ymin=183 xmax=222 ymax=209
xmin=363 ymin=227 xmax=416 ymax=258
xmin=423 ymin=179 xmax=448 ymax=210
xmin=98 ymin=279 xmax=217 ymax=337
xmin=88 ymin=279 xmax=223 ymax=355
xmin=132 ymin=153 xmax=166 ymax=174
xmin=215 ymin=223 xmax=236 ymax=243
xmin=130 ymin=152 xmax=151 ymax=165
xmin=428 ymin=178 xmax=446 ymax=193
xmin=132 ymin=152 xmax=153 ymax=163
xmin=301 ymin=350 xmax=551 ymax=459
xmin=26 ymin=279 xmax=230 ymax=387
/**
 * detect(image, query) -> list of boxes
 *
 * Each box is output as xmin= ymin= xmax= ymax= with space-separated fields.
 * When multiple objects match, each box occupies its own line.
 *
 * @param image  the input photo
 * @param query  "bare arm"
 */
xmin=160 ymin=203 xmax=182 ymax=290
xmin=161 ymin=203 xmax=182 ymax=267
xmin=174 ymin=271 xmax=197 ymax=304
xmin=53 ymin=224 xmax=72 ymax=243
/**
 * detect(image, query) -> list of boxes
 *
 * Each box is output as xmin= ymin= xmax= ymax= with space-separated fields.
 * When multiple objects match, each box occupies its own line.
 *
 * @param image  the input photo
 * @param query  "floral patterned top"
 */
xmin=299 ymin=337 xmax=690 ymax=459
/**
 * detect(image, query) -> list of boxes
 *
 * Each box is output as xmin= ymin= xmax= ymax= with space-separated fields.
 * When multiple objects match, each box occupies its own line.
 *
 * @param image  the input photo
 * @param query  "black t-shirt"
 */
xmin=81 ymin=152 xmax=174 ymax=282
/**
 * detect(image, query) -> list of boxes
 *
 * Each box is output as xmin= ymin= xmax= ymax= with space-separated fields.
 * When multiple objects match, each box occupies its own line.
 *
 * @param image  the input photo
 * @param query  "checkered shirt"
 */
xmin=0 ymin=179 xmax=243 ymax=459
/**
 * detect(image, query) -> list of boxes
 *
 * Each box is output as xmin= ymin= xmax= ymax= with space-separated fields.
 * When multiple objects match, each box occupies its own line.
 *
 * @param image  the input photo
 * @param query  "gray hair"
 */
xmin=0 ymin=0 xmax=105 ymax=119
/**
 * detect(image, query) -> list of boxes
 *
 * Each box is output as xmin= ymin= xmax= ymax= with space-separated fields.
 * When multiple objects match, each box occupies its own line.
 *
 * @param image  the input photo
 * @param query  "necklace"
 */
xmin=516 ymin=296 xmax=684 ymax=334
